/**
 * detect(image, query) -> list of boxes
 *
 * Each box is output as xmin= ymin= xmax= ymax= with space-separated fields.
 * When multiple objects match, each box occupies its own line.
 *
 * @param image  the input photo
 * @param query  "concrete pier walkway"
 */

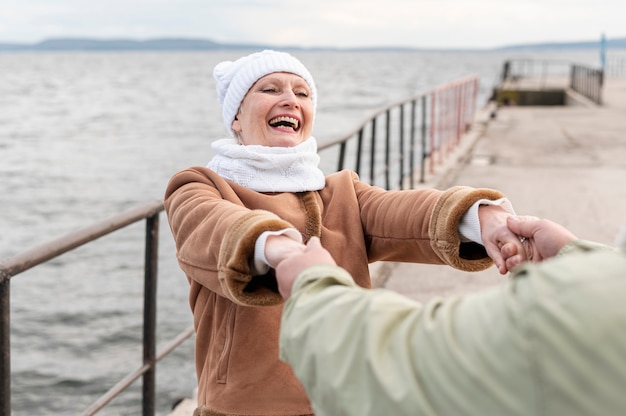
xmin=376 ymin=77 xmax=626 ymax=302
xmin=170 ymin=77 xmax=626 ymax=415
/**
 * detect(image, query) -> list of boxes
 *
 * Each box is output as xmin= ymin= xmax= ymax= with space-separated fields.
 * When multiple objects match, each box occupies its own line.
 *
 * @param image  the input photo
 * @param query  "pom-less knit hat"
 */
xmin=213 ymin=50 xmax=317 ymax=137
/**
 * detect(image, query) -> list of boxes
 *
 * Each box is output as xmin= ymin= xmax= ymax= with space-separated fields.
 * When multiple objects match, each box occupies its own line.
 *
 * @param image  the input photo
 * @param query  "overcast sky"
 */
xmin=1 ymin=0 xmax=624 ymax=49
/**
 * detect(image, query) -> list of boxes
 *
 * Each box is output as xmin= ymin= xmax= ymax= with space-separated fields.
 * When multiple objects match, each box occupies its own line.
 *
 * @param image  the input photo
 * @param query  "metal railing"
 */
xmin=320 ymin=75 xmax=479 ymax=189
xmin=499 ymin=58 xmax=604 ymax=105
xmin=500 ymin=58 xmax=572 ymax=88
xmin=0 ymin=75 xmax=481 ymax=416
xmin=571 ymin=64 xmax=604 ymax=104
xmin=0 ymin=200 xmax=196 ymax=416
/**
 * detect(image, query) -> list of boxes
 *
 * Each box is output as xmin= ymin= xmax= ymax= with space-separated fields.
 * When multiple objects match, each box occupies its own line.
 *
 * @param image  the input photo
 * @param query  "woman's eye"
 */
xmin=295 ymin=91 xmax=309 ymax=98
xmin=261 ymin=88 xmax=277 ymax=93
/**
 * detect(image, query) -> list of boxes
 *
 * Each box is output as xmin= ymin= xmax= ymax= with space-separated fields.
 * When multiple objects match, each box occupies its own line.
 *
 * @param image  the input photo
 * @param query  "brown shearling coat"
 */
xmin=164 ymin=167 xmax=505 ymax=416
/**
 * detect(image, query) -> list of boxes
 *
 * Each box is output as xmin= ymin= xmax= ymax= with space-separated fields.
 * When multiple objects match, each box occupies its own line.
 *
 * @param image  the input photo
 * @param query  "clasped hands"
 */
xmin=266 ymin=206 xmax=578 ymax=299
xmin=477 ymin=205 xmax=576 ymax=273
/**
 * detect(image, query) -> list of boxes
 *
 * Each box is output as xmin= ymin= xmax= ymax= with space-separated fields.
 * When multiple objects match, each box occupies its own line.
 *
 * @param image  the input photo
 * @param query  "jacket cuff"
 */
xmin=218 ymin=210 xmax=295 ymax=306
xmin=429 ymin=186 xmax=506 ymax=271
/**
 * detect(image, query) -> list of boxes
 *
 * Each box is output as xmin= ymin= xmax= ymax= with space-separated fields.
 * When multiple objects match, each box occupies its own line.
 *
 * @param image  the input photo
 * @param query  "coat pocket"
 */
xmin=216 ymin=302 xmax=236 ymax=383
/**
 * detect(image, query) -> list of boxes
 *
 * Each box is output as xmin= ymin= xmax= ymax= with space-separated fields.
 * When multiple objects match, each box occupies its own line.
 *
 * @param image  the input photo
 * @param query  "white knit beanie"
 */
xmin=213 ymin=50 xmax=317 ymax=137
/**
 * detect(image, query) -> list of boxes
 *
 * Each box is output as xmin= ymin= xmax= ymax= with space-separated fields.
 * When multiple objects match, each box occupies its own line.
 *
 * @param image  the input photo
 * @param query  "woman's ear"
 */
xmin=231 ymin=116 xmax=241 ymax=133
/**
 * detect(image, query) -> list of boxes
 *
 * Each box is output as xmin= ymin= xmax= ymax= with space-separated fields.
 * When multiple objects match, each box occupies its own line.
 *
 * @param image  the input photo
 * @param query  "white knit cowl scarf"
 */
xmin=207 ymin=137 xmax=326 ymax=192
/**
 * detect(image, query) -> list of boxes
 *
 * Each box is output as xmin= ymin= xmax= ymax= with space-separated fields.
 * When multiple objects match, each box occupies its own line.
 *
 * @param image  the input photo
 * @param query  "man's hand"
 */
xmin=503 ymin=216 xmax=578 ymax=271
xmin=275 ymin=237 xmax=336 ymax=300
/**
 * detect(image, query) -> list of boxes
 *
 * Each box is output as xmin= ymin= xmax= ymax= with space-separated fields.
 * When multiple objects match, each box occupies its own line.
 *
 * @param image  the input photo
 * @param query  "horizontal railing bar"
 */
xmin=0 ymin=200 xmax=164 ymax=283
xmin=156 ymin=325 xmax=195 ymax=361
xmin=81 ymin=364 xmax=151 ymax=416
xmin=80 ymin=325 xmax=195 ymax=416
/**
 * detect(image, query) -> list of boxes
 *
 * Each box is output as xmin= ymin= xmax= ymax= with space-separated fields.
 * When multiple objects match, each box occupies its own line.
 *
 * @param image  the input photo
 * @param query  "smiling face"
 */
xmin=231 ymin=72 xmax=314 ymax=147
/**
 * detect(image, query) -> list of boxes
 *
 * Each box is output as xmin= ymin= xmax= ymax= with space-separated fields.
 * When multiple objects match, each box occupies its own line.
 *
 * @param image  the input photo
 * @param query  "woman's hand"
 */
xmin=479 ymin=205 xmax=529 ymax=274
xmin=264 ymin=235 xmax=306 ymax=269
xmin=275 ymin=237 xmax=336 ymax=299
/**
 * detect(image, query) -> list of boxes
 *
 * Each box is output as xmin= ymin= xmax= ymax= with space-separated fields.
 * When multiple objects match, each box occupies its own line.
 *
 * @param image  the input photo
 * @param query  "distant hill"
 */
xmin=0 ymin=37 xmax=267 ymax=52
xmin=495 ymin=37 xmax=626 ymax=51
xmin=0 ymin=36 xmax=625 ymax=52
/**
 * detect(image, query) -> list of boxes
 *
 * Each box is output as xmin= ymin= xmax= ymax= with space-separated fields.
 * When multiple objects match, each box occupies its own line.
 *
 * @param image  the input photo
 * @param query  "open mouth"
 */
xmin=268 ymin=116 xmax=300 ymax=132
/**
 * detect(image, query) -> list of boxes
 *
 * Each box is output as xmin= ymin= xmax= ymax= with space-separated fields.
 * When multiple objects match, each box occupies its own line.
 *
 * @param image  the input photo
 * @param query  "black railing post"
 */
xmin=142 ymin=213 xmax=159 ymax=416
xmin=501 ymin=60 xmax=510 ymax=83
xmin=0 ymin=276 xmax=9 ymax=416
xmin=355 ymin=129 xmax=364 ymax=176
xmin=599 ymin=69 xmax=604 ymax=104
xmin=385 ymin=109 xmax=391 ymax=190
xmin=369 ymin=119 xmax=376 ymax=185
xmin=420 ymin=95 xmax=427 ymax=183
xmin=594 ymin=68 xmax=602 ymax=104
xmin=337 ymin=142 xmax=347 ymax=172
xmin=399 ymin=104 xmax=405 ymax=190
xmin=409 ymin=99 xmax=417 ymax=189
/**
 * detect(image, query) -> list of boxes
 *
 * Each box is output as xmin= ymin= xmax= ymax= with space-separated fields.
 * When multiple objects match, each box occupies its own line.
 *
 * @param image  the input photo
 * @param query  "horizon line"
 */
xmin=1 ymin=34 xmax=625 ymax=52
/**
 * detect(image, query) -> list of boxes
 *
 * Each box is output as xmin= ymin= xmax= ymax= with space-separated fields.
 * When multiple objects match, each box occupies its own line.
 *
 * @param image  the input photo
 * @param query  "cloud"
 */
xmin=0 ymin=0 xmax=624 ymax=48
xmin=208 ymin=0 xmax=625 ymax=48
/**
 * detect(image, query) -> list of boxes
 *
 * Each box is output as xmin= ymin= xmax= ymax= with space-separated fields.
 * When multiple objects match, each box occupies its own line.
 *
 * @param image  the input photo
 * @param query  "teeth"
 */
xmin=269 ymin=116 xmax=299 ymax=130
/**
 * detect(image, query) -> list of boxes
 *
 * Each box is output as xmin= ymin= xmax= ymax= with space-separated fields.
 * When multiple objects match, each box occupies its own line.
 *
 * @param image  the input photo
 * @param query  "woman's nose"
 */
xmin=280 ymin=91 xmax=300 ymax=107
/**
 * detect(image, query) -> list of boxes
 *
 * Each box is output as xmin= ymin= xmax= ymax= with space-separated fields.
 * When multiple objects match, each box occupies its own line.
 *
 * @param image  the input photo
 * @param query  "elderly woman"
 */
xmin=164 ymin=50 xmax=527 ymax=416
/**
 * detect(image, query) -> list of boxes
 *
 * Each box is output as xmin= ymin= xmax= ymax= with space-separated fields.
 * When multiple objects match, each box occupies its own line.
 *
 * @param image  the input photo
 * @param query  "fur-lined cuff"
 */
xmin=218 ymin=210 xmax=296 ymax=306
xmin=429 ymin=186 xmax=506 ymax=271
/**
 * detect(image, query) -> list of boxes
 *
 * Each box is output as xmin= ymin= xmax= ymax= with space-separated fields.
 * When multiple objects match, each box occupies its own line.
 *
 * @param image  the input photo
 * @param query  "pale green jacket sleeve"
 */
xmin=279 ymin=242 xmax=626 ymax=416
